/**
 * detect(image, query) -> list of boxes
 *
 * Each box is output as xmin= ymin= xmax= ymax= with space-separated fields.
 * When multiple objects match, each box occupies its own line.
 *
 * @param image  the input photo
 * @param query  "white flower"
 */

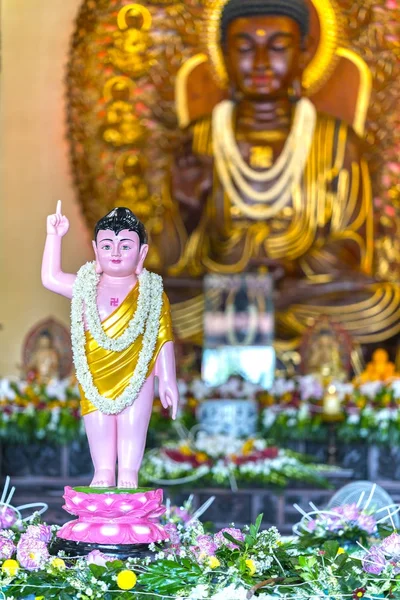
xmin=335 ymin=382 xmax=354 ymax=401
xmin=191 ymin=379 xmax=211 ymax=400
xmin=0 ymin=379 xmax=16 ymax=401
xmin=263 ymin=410 xmax=277 ymax=429
xmin=271 ymin=378 xmax=295 ymax=396
xmin=46 ymin=379 xmax=69 ymax=400
xmin=71 ymin=263 xmax=163 ymax=415
xmin=359 ymin=381 xmax=383 ymax=398
xmin=376 ymin=408 xmax=397 ymax=422
xmin=211 ymin=585 xmax=249 ymax=600
xmin=188 ymin=583 xmax=209 ymax=599
xmin=177 ymin=379 xmax=188 ymax=398
xmin=347 ymin=413 xmax=360 ymax=425
xmin=390 ymin=379 xmax=400 ymax=399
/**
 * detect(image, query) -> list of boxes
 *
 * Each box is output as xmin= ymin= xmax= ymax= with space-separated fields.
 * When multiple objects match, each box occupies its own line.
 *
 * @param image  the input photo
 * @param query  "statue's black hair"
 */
xmin=94 ymin=207 xmax=147 ymax=246
xmin=39 ymin=329 xmax=52 ymax=339
xmin=220 ymin=0 xmax=310 ymax=45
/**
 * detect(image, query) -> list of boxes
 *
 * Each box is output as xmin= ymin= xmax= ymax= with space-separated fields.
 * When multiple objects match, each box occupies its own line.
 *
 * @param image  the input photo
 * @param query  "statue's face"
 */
xmin=37 ymin=335 xmax=51 ymax=349
xmin=224 ymin=15 xmax=304 ymax=100
xmin=94 ymin=229 xmax=148 ymax=277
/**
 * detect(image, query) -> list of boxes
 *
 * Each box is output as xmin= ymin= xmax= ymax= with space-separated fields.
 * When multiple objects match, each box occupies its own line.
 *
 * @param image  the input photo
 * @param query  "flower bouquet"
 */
xmin=294 ymin=502 xmax=393 ymax=550
xmin=141 ymin=432 xmax=331 ymax=488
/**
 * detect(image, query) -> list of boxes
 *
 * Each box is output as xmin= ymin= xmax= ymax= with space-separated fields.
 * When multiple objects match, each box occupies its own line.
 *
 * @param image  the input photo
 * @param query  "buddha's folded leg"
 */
xmin=277 ymin=281 xmax=400 ymax=344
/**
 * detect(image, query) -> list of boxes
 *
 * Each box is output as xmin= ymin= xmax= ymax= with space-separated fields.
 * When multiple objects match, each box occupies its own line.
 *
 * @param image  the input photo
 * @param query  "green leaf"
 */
xmin=223 ymin=532 xmax=245 ymax=548
xmin=323 ymin=540 xmax=339 ymax=559
xmin=89 ymin=563 xmax=106 ymax=577
xmin=254 ymin=513 xmax=263 ymax=534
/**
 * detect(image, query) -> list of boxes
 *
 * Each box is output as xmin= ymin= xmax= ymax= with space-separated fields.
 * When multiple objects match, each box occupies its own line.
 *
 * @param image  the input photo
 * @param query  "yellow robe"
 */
xmin=79 ymin=285 xmax=174 ymax=416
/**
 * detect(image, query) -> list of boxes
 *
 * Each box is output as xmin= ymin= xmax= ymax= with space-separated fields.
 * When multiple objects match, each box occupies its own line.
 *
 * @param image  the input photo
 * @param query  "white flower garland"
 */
xmin=71 ymin=262 xmax=163 ymax=415
xmin=74 ymin=262 xmax=152 ymax=352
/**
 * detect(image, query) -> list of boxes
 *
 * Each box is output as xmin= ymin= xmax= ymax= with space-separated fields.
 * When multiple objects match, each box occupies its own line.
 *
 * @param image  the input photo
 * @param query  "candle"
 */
xmin=323 ymin=384 xmax=341 ymax=416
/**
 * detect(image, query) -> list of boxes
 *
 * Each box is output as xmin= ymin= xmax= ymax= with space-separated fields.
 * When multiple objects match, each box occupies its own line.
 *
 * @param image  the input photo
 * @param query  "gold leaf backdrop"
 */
xmin=66 ymin=0 xmax=400 ymax=278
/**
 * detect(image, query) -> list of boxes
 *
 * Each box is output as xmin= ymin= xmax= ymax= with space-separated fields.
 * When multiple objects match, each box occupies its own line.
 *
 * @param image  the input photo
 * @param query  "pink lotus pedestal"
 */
xmin=57 ymin=486 xmax=168 ymax=545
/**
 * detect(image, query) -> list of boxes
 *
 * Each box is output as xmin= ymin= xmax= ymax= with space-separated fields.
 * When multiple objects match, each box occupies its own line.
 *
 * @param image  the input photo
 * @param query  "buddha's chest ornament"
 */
xmin=212 ymin=97 xmax=317 ymax=221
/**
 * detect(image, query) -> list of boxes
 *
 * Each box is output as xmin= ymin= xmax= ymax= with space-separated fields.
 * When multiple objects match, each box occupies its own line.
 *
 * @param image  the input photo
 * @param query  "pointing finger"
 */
xmin=56 ymin=200 xmax=62 ymax=215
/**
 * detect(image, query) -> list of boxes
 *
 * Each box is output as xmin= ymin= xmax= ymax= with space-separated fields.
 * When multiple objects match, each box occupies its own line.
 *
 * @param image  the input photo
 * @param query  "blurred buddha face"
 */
xmin=37 ymin=335 xmax=52 ymax=349
xmin=224 ymin=15 xmax=304 ymax=100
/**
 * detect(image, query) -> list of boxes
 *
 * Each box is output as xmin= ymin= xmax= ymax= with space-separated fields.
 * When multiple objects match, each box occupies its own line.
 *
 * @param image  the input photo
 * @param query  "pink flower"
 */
xmin=0 ymin=536 xmax=16 ymax=559
xmin=336 ymin=503 xmax=360 ymax=521
xmin=86 ymin=549 xmax=115 ymax=567
xmin=0 ymin=506 xmax=18 ymax=529
xmin=214 ymin=528 xmax=245 ymax=550
xmin=172 ymin=507 xmax=191 ymax=523
xmin=164 ymin=523 xmax=180 ymax=546
xmin=25 ymin=524 xmax=52 ymax=544
xmin=16 ymin=536 xmax=49 ymax=571
xmin=362 ymin=546 xmax=386 ymax=575
xmin=196 ymin=534 xmax=217 ymax=555
xmin=307 ymin=519 xmax=316 ymax=532
xmin=357 ymin=514 xmax=377 ymax=535
xmin=381 ymin=533 xmax=400 ymax=558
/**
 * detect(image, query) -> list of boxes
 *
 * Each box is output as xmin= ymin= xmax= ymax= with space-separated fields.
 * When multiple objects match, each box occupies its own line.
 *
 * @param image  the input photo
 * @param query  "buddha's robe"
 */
xmin=172 ymin=112 xmax=400 ymax=344
xmin=79 ymin=285 xmax=174 ymax=416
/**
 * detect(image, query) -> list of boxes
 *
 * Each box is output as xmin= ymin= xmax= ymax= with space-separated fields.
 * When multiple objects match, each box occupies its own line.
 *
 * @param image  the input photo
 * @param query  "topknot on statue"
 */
xmin=94 ymin=207 xmax=147 ymax=246
xmin=220 ymin=0 xmax=310 ymax=45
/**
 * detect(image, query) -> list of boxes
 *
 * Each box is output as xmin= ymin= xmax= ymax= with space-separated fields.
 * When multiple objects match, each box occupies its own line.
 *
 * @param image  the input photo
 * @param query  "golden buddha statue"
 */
xmin=356 ymin=348 xmax=400 ymax=383
xmin=27 ymin=331 xmax=60 ymax=383
xmin=306 ymin=329 xmax=346 ymax=382
xmin=167 ymin=0 xmax=400 ymax=348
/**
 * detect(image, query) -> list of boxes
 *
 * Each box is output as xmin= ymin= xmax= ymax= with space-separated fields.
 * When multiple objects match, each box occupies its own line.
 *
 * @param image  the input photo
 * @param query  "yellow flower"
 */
xmin=337 ymin=547 xmax=345 ymax=555
xmin=195 ymin=452 xmax=208 ymax=463
xmin=117 ymin=569 xmax=137 ymax=590
xmin=2 ymin=559 xmax=19 ymax=576
xmin=51 ymin=557 xmax=66 ymax=570
xmin=208 ymin=556 xmax=220 ymax=569
xmin=179 ymin=444 xmax=193 ymax=456
xmin=245 ymin=559 xmax=256 ymax=576
xmin=35 ymin=597 xmax=44 ymax=600
xmin=242 ymin=439 xmax=255 ymax=455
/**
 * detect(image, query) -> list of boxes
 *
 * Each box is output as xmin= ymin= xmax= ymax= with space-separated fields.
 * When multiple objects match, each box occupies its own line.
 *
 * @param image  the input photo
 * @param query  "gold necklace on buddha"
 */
xmin=212 ymin=98 xmax=316 ymax=220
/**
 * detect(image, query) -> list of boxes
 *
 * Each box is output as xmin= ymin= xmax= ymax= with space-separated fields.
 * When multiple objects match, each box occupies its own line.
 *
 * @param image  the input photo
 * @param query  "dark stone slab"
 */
xmin=1 ymin=443 xmax=62 ymax=477
xmin=377 ymin=446 xmax=400 ymax=481
xmin=68 ymin=439 xmax=93 ymax=477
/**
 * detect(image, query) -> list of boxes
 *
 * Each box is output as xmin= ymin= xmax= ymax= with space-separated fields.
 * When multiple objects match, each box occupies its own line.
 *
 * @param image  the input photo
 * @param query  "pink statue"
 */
xmin=42 ymin=201 xmax=179 ymax=489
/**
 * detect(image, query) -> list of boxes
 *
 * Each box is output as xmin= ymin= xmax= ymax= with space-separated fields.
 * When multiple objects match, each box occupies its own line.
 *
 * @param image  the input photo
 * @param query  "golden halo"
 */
xmin=117 ymin=3 xmax=152 ymax=32
xmin=204 ymin=0 xmax=343 ymax=96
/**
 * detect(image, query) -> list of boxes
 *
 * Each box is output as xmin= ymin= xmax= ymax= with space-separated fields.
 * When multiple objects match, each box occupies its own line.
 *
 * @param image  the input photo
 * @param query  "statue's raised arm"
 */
xmin=41 ymin=200 xmax=76 ymax=299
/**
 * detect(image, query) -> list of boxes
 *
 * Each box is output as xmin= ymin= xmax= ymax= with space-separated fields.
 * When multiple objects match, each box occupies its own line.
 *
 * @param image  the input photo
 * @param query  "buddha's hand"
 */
xmin=172 ymin=141 xmax=212 ymax=210
xmin=47 ymin=200 xmax=70 ymax=236
xmin=159 ymin=380 xmax=179 ymax=421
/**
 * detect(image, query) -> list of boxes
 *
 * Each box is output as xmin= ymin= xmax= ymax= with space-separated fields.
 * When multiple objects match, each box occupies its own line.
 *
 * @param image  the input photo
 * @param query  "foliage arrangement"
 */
xmin=261 ymin=376 xmax=400 ymax=445
xmin=3 ymin=502 xmax=400 ymax=599
xmin=294 ymin=502 xmax=394 ymax=550
xmin=140 ymin=432 xmax=331 ymax=489
xmin=3 ymin=375 xmax=400 ymax=447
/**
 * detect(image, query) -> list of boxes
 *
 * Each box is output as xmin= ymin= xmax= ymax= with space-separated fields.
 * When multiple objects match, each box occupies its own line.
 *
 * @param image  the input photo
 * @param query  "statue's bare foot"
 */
xmin=90 ymin=469 xmax=115 ymax=488
xmin=117 ymin=469 xmax=138 ymax=489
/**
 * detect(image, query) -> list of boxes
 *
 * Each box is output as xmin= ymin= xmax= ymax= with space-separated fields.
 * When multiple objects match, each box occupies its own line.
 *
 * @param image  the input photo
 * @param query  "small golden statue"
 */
xmin=356 ymin=348 xmax=399 ymax=383
xmin=306 ymin=329 xmax=346 ymax=382
xmin=27 ymin=331 xmax=60 ymax=383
